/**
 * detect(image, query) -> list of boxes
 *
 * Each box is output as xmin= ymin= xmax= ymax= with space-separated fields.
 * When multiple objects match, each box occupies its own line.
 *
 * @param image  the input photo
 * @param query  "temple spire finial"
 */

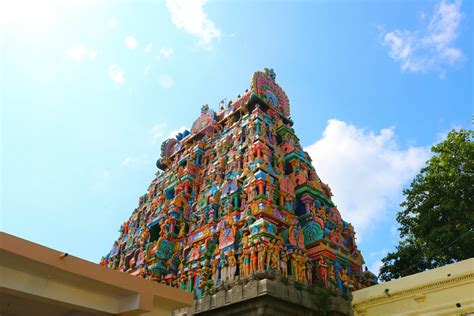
xmin=263 ymin=67 xmax=276 ymax=81
xmin=201 ymin=104 xmax=210 ymax=113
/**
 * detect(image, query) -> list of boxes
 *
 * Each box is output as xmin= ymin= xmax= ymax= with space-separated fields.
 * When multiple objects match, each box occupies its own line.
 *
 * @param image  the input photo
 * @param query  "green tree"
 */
xmin=379 ymin=129 xmax=474 ymax=282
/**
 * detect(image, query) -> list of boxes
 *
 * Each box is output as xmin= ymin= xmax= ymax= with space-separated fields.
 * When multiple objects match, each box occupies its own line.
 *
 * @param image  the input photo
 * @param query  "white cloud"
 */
xmin=156 ymin=48 xmax=173 ymax=61
xmin=0 ymin=0 xmax=61 ymax=32
xmin=150 ymin=123 xmax=168 ymax=144
xmin=167 ymin=126 xmax=187 ymax=139
xmin=369 ymin=260 xmax=383 ymax=276
xmin=121 ymin=157 xmax=132 ymax=168
xmin=101 ymin=169 xmax=111 ymax=179
xmin=160 ymin=47 xmax=173 ymax=58
xmin=121 ymin=155 xmax=151 ymax=168
xmin=150 ymin=123 xmax=187 ymax=144
xmin=381 ymin=0 xmax=465 ymax=76
xmin=144 ymin=42 xmax=153 ymax=53
xmin=92 ymin=168 xmax=112 ymax=192
xmin=67 ymin=45 xmax=96 ymax=62
xmin=158 ymin=74 xmax=174 ymax=89
xmin=144 ymin=65 xmax=151 ymax=76
xmin=165 ymin=0 xmax=221 ymax=47
xmin=124 ymin=36 xmax=138 ymax=49
xmin=107 ymin=18 xmax=117 ymax=29
xmin=122 ymin=126 xmax=189 ymax=172
xmin=305 ymin=120 xmax=430 ymax=237
xmin=109 ymin=64 xmax=125 ymax=85
xmin=369 ymin=248 xmax=389 ymax=260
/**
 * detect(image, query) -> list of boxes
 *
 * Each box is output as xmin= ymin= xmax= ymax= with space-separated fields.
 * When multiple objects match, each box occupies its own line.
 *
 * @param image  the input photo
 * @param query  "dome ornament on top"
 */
xmin=251 ymin=68 xmax=290 ymax=118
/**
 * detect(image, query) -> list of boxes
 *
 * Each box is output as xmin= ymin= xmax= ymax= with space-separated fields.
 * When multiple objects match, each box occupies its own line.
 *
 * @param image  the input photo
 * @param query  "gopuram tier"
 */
xmin=102 ymin=69 xmax=377 ymax=307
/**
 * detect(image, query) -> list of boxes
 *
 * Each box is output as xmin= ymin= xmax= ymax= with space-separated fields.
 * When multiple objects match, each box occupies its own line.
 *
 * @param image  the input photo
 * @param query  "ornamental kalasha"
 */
xmin=101 ymin=69 xmax=377 ymax=299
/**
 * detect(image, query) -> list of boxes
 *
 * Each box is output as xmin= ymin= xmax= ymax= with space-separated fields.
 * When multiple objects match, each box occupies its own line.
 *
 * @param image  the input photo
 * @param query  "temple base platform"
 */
xmin=173 ymin=276 xmax=352 ymax=316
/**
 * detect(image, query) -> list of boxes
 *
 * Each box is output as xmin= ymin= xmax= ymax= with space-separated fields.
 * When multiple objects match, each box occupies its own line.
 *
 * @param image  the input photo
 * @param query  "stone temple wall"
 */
xmin=174 ymin=274 xmax=352 ymax=316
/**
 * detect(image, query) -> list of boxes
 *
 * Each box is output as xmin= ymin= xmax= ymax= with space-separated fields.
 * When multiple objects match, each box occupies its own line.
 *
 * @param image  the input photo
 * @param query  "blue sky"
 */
xmin=1 ymin=0 xmax=472 ymax=275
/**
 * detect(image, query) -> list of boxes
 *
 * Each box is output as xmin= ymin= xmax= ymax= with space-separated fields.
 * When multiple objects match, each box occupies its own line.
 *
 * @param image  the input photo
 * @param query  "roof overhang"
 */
xmin=0 ymin=232 xmax=193 ymax=315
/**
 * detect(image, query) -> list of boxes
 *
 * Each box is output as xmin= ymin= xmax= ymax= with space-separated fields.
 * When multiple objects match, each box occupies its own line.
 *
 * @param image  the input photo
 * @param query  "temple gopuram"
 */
xmin=102 ymin=69 xmax=377 ymax=315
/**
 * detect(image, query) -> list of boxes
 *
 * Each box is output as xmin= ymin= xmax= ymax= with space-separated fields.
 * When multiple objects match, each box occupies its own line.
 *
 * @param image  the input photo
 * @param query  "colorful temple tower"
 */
xmin=102 ymin=69 xmax=376 ymax=314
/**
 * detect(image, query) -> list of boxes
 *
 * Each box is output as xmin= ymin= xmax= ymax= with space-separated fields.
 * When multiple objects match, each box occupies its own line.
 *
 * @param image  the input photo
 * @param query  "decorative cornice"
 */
xmin=353 ymin=272 xmax=474 ymax=309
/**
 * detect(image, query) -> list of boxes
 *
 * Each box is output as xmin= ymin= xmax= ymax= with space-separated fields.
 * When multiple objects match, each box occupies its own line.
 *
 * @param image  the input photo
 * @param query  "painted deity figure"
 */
xmin=125 ymin=233 xmax=134 ymax=250
xmin=318 ymin=258 xmax=329 ymax=287
xmin=265 ymin=239 xmax=274 ymax=271
xmin=127 ymin=253 xmax=136 ymax=272
xmin=285 ymin=194 xmax=293 ymax=211
xmin=135 ymin=245 xmax=146 ymax=269
xmin=225 ymin=201 xmax=233 ymax=215
xmin=241 ymin=231 xmax=249 ymax=248
xmin=228 ymin=249 xmax=237 ymax=281
xmin=108 ymin=257 xmax=117 ymax=269
xmin=267 ymin=239 xmax=280 ymax=271
xmin=208 ymin=205 xmax=215 ymax=222
xmin=178 ymin=222 xmax=186 ymax=238
xmin=335 ymin=266 xmax=344 ymax=292
xmin=104 ymin=256 xmax=111 ymax=268
xmin=310 ymin=203 xmax=317 ymax=220
xmin=248 ymin=120 xmax=256 ymax=137
xmin=318 ymin=205 xmax=327 ymax=222
xmin=211 ymin=257 xmax=218 ymax=284
xmin=280 ymin=249 xmax=288 ymax=278
xmin=122 ymin=220 xmax=130 ymax=237
xmin=160 ymin=216 xmax=170 ymax=237
xmin=218 ymin=251 xmax=228 ymax=282
xmin=179 ymin=271 xmax=187 ymax=290
xmin=243 ymin=244 xmax=251 ymax=277
xmin=178 ymin=259 xmax=185 ymax=274
xmin=257 ymin=240 xmax=269 ymax=272
xmin=298 ymin=250 xmax=307 ymax=283
xmin=292 ymin=250 xmax=303 ymax=283
xmin=251 ymin=243 xmax=258 ymax=274
xmin=306 ymin=258 xmax=313 ymax=285
xmin=238 ymin=248 xmax=244 ymax=278
xmin=329 ymin=265 xmax=336 ymax=289
xmin=299 ymin=261 xmax=307 ymax=283
xmin=341 ymin=268 xmax=350 ymax=292
xmin=271 ymin=240 xmax=281 ymax=271
xmin=291 ymin=251 xmax=300 ymax=282
xmin=117 ymin=254 xmax=126 ymax=272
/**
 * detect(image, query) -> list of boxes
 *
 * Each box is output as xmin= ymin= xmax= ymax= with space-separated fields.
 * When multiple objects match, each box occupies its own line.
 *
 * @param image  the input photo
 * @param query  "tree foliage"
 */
xmin=379 ymin=129 xmax=474 ymax=281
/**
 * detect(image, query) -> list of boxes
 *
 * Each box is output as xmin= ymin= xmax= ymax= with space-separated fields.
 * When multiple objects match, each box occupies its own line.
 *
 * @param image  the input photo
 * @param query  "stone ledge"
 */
xmin=173 ymin=278 xmax=352 ymax=316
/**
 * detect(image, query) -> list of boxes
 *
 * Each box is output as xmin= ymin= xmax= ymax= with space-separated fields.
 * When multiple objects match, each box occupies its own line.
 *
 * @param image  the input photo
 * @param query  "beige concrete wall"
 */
xmin=0 ymin=232 xmax=193 ymax=316
xmin=352 ymin=258 xmax=474 ymax=316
